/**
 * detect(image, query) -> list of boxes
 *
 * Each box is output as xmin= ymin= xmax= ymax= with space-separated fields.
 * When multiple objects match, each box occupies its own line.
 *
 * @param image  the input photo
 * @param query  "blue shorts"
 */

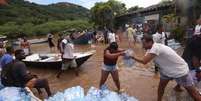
xmin=160 ymin=73 xmax=194 ymax=87
xmin=102 ymin=64 xmax=117 ymax=72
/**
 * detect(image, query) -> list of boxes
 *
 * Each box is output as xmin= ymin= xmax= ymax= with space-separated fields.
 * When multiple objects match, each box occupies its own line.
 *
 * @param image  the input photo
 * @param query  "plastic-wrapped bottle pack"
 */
xmin=167 ymin=39 xmax=181 ymax=50
xmin=45 ymin=85 xmax=138 ymax=101
xmin=0 ymin=87 xmax=31 ymax=101
xmin=123 ymin=49 xmax=135 ymax=68
xmin=45 ymin=92 xmax=64 ymax=101
xmin=64 ymin=86 xmax=84 ymax=101
xmin=84 ymin=86 xmax=138 ymax=101
xmin=45 ymin=86 xmax=84 ymax=101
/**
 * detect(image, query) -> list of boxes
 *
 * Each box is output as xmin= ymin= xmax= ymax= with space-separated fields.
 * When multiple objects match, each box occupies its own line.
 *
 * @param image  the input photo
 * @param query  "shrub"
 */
xmin=171 ymin=26 xmax=185 ymax=43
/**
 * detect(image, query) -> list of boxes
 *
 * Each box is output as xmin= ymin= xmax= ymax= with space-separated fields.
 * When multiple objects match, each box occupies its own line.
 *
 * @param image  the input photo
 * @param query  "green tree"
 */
xmin=107 ymin=0 xmax=126 ymax=16
xmin=91 ymin=0 xmax=126 ymax=29
xmin=0 ymin=22 xmax=23 ymax=38
xmin=128 ymin=6 xmax=143 ymax=13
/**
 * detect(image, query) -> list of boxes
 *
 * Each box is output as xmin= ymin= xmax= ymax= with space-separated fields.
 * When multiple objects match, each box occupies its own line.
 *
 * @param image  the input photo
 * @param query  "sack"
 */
xmin=1 ymin=62 xmax=15 ymax=86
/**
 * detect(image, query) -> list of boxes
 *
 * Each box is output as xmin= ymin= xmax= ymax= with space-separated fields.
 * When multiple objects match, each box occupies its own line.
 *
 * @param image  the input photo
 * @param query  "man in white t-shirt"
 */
xmin=108 ymin=31 xmax=116 ymax=43
xmin=56 ymin=35 xmax=77 ymax=78
xmin=153 ymin=26 xmax=167 ymax=45
xmin=132 ymin=35 xmax=201 ymax=101
xmin=152 ymin=26 xmax=167 ymax=73
xmin=194 ymin=19 xmax=201 ymax=36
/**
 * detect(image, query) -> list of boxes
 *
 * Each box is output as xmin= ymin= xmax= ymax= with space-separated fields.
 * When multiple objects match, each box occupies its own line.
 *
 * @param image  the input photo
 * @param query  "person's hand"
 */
xmin=120 ymin=51 xmax=125 ymax=56
xmin=130 ymin=56 xmax=135 ymax=60
xmin=118 ymin=48 xmax=125 ymax=52
xmin=121 ymin=48 xmax=126 ymax=52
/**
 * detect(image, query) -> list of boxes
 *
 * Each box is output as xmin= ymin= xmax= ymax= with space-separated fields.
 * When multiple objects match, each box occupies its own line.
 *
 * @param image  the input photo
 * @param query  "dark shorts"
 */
xmin=160 ymin=73 xmax=194 ymax=87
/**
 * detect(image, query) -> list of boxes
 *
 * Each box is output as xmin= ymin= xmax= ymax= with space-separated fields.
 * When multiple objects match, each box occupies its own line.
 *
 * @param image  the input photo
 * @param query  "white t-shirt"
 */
xmin=108 ymin=32 xmax=116 ymax=43
xmin=194 ymin=25 xmax=201 ymax=35
xmin=161 ymin=32 xmax=166 ymax=45
xmin=146 ymin=43 xmax=189 ymax=78
xmin=153 ymin=32 xmax=162 ymax=43
xmin=61 ymin=39 xmax=74 ymax=59
xmin=152 ymin=32 xmax=166 ymax=44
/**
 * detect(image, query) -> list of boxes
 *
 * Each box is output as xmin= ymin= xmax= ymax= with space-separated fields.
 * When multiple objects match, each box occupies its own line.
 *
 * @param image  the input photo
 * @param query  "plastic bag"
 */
xmin=64 ymin=86 xmax=84 ymax=101
xmin=0 ymin=87 xmax=31 ymax=101
xmin=45 ymin=86 xmax=84 ymax=101
xmin=85 ymin=86 xmax=138 ymax=101
xmin=167 ymin=39 xmax=181 ymax=50
xmin=123 ymin=49 xmax=135 ymax=68
xmin=45 ymin=86 xmax=138 ymax=101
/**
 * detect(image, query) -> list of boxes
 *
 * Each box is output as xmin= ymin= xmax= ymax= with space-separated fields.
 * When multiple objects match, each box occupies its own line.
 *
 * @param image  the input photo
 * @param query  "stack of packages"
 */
xmin=45 ymin=86 xmax=84 ymax=101
xmin=167 ymin=39 xmax=181 ymax=50
xmin=45 ymin=86 xmax=138 ymax=101
xmin=123 ymin=49 xmax=135 ymax=68
xmin=0 ymin=87 xmax=41 ymax=101
xmin=84 ymin=87 xmax=138 ymax=101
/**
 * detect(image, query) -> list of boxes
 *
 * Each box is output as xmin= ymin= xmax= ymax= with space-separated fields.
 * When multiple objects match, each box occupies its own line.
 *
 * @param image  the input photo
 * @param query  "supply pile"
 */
xmin=0 ymin=87 xmax=39 ymax=101
xmin=46 ymin=86 xmax=138 ymax=101
xmin=167 ymin=39 xmax=181 ymax=50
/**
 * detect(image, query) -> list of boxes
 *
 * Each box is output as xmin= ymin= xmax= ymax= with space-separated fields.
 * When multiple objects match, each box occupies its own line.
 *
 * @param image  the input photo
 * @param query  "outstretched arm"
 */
xmin=132 ymin=53 xmax=156 ymax=65
xmin=117 ymin=48 xmax=125 ymax=52
xmin=104 ymin=50 xmax=124 ymax=59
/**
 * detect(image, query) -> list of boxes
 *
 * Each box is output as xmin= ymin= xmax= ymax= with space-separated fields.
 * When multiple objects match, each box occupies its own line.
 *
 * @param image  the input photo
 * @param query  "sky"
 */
xmin=26 ymin=0 xmax=162 ymax=9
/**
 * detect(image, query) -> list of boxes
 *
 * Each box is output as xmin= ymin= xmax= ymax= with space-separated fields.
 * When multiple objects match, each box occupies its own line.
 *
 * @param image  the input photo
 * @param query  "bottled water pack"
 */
xmin=167 ymin=39 xmax=181 ymax=50
xmin=84 ymin=86 xmax=138 ymax=101
xmin=0 ymin=86 xmax=138 ymax=101
xmin=123 ymin=49 xmax=135 ymax=68
xmin=45 ymin=86 xmax=84 ymax=101
xmin=0 ymin=87 xmax=31 ymax=101
xmin=45 ymin=85 xmax=138 ymax=101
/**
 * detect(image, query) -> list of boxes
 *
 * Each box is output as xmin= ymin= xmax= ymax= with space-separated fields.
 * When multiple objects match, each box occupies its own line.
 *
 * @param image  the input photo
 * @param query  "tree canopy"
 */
xmin=0 ymin=20 xmax=93 ymax=38
xmin=90 ymin=0 xmax=126 ymax=29
xmin=0 ymin=0 xmax=89 ymax=25
xmin=127 ymin=6 xmax=143 ymax=13
xmin=0 ymin=0 xmax=92 ymax=38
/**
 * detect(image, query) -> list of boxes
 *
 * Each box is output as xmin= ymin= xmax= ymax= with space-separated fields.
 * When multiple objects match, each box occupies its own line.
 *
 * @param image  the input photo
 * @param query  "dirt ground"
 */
xmin=28 ymin=34 xmax=192 ymax=101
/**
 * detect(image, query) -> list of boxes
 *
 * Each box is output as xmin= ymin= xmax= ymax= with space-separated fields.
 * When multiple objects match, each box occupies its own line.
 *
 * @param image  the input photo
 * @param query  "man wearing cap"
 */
xmin=56 ymin=35 xmax=77 ymax=78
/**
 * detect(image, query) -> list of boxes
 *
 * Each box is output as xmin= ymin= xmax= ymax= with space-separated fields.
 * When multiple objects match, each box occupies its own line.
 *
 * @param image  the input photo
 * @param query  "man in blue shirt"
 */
xmin=0 ymin=46 xmax=14 ymax=68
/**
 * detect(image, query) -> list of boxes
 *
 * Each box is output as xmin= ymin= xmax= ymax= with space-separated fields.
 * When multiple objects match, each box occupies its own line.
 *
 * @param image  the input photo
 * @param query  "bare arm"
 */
xmin=104 ymin=50 xmax=124 ymax=59
xmin=132 ymin=53 xmax=156 ymax=64
xmin=117 ymin=48 xmax=125 ymax=52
